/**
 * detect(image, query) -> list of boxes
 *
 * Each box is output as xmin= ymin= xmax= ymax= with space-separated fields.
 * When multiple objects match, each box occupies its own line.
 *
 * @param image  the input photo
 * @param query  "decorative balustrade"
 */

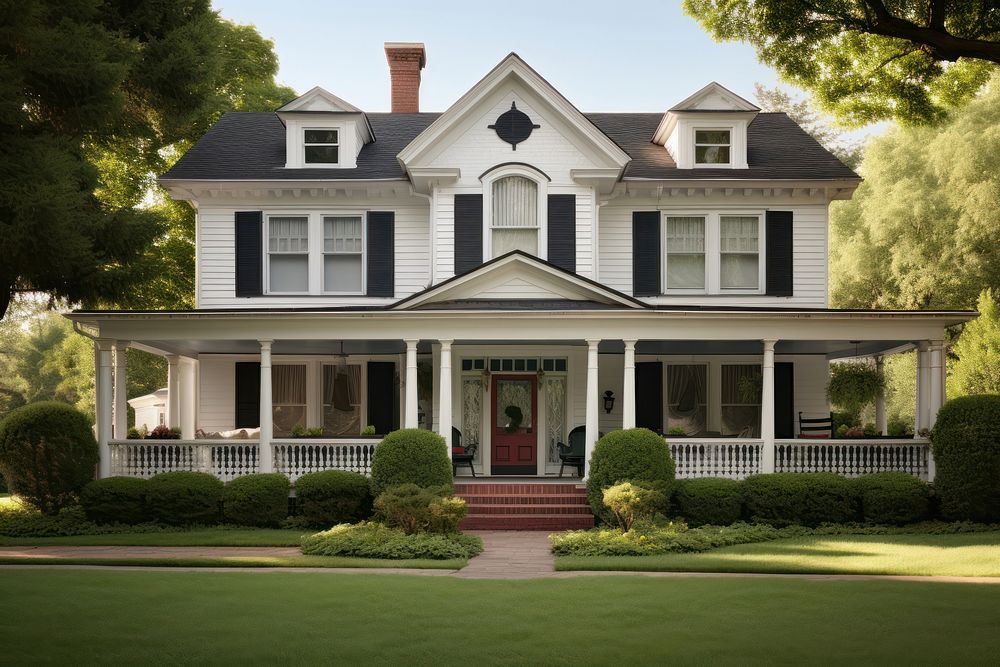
xmin=669 ymin=439 xmax=764 ymax=480
xmin=774 ymin=439 xmax=931 ymax=480
xmin=108 ymin=440 xmax=259 ymax=481
xmin=272 ymin=438 xmax=379 ymax=481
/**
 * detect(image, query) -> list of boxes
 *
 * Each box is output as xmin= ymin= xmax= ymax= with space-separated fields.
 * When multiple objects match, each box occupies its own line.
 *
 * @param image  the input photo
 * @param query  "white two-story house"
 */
xmin=69 ymin=43 xmax=970 ymax=488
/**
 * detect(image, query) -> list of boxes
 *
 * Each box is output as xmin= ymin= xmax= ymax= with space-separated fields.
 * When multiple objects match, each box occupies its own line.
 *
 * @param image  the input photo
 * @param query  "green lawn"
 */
xmin=0 ymin=555 xmax=463 ymax=569
xmin=0 ymin=528 xmax=311 ymax=547
xmin=556 ymin=531 xmax=1000 ymax=577
xmin=3 ymin=570 xmax=1000 ymax=665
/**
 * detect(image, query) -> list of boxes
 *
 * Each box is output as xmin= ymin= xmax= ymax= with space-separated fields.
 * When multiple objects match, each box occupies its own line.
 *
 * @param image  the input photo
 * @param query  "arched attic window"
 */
xmin=491 ymin=175 xmax=539 ymax=258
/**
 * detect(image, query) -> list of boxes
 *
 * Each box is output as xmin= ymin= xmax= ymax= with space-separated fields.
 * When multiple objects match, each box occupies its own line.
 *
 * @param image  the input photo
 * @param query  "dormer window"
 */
xmin=695 ymin=130 xmax=731 ymax=165
xmin=304 ymin=129 xmax=340 ymax=165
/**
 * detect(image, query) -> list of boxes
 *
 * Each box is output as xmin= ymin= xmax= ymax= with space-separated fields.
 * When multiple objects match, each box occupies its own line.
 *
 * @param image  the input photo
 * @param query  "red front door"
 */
xmin=491 ymin=374 xmax=538 ymax=475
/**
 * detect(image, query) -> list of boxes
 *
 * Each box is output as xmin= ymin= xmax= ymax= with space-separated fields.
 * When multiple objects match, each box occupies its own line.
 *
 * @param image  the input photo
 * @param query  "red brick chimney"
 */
xmin=384 ymin=42 xmax=426 ymax=113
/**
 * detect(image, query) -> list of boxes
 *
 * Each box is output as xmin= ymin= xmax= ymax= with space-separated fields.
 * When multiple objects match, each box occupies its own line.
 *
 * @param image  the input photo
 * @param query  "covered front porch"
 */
xmin=67 ymin=305 xmax=964 ymax=484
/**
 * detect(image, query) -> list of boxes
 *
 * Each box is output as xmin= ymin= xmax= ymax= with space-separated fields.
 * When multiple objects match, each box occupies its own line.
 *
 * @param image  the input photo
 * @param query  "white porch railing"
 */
xmin=108 ymin=439 xmax=259 ymax=481
xmin=774 ymin=439 xmax=931 ymax=480
xmin=669 ymin=439 xmax=764 ymax=480
xmin=272 ymin=439 xmax=379 ymax=481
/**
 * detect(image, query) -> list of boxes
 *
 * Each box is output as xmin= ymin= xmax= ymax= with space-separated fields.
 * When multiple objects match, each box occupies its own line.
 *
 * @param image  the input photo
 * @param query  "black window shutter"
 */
xmin=765 ymin=211 xmax=793 ymax=297
xmin=547 ymin=194 xmax=576 ymax=272
xmin=454 ymin=194 xmax=483 ymax=275
xmin=366 ymin=211 xmax=395 ymax=297
xmin=235 ymin=211 xmax=263 ymax=297
xmin=234 ymin=362 xmax=261 ymax=429
xmin=774 ymin=362 xmax=795 ymax=438
xmin=632 ymin=211 xmax=661 ymax=297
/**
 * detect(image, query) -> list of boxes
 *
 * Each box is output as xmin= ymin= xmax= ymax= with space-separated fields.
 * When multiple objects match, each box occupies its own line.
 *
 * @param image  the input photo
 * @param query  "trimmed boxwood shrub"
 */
xmin=145 ymin=471 xmax=224 ymax=525
xmin=741 ymin=473 xmax=858 ymax=527
xmin=80 ymin=477 xmax=149 ymax=525
xmin=673 ymin=477 xmax=743 ymax=526
xmin=295 ymin=470 xmax=373 ymax=527
xmin=932 ymin=395 xmax=1000 ymax=522
xmin=223 ymin=473 xmax=289 ymax=527
xmin=0 ymin=402 xmax=99 ymax=514
xmin=370 ymin=429 xmax=452 ymax=496
xmin=854 ymin=473 xmax=930 ymax=525
xmin=586 ymin=428 xmax=675 ymax=524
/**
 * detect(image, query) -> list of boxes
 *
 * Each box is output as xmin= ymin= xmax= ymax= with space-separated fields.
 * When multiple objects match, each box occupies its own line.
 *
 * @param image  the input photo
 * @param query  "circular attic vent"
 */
xmin=488 ymin=101 xmax=540 ymax=151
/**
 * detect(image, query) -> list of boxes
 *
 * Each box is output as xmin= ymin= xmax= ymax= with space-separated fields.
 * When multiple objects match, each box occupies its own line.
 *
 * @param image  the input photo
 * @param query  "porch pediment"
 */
xmin=392 ymin=251 xmax=646 ymax=311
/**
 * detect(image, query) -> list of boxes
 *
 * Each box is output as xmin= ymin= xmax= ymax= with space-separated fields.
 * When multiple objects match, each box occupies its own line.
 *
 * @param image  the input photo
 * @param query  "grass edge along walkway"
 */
xmin=0 ymin=555 xmax=465 ymax=569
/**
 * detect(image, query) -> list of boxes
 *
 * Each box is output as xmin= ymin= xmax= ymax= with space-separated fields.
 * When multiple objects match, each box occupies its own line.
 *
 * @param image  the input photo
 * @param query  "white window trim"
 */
xmin=303 ymin=127 xmax=340 ymax=167
xmin=320 ymin=211 xmax=367 ymax=296
xmin=693 ymin=127 xmax=733 ymax=167
xmin=481 ymin=164 xmax=548 ymax=260
xmin=661 ymin=210 xmax=765 ymax=295
xmin=264 ymin=213 xmax=311 ymax=296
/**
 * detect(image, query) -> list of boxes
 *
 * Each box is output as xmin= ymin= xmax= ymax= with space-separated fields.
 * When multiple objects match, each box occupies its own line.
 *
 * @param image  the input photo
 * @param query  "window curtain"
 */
xmin=323 ymin=364 xmax=361 ymax=436
xmin=721 ymin=364 xmax=762 ymax=437
xmin=720 ymin=216 xmax=759 ymax=289
xmin=667 ymin=365 xmax=707 ymax=434
xmin=492 ymin=176 xmax=538 ymax=257
xmin=271 ymin=364 xmax=306 ymax=436
xmin=269 ymin=217 xmax=309 ymax=292
xmin=665 ymin=217 xmax=706 ymax=289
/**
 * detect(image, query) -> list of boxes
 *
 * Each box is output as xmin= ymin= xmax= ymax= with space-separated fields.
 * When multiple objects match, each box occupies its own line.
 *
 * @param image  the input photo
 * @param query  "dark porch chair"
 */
xmin=798 ymin=412 xmax=833 ymax=438
xmin=556 ymin=425 xmax=587 ymax=478
xmin=452 ymin=426 xmax=478 ymax=477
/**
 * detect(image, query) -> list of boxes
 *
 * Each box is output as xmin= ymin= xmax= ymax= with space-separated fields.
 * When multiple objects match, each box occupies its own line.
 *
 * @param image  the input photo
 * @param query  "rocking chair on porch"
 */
xmin=556 ymin=425 xmax=587 ymax=478
xmin=452 ymin=427 xmax=478 ymax=477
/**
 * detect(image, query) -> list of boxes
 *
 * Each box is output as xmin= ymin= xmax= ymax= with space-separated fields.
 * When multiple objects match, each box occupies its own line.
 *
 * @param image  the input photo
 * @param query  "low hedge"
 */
xmin=300 ymin=521 xmax=483 ymax=560
xmin=673 ymin=478 xmax=743 ymax=526
xmin=741 ymin=473 xmax=858 ymax=527
xmin=145 ymin=471 xmax=224 ymax=526
xmin=80 ymin=477 xmax=149 ymax=525
xmin=854 ymin=473 xmax=931 ymax=525
xmin=932 ymin=395 xmax=1000 ymax=522
xmin=223 ymin=474 xmax=290 ymax=527
xmin=370 ymin=429 xmax=452 ymax=496
xmin=295 ymin=470 xmax=373 ymax=527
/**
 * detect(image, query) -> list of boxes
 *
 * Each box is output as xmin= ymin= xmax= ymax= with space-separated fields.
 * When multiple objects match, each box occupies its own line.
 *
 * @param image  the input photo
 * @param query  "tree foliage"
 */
xmin=685 ymin=0 xmax=999 ymax=125
xmin=830 ymin=76 xmax=1000 ymax=310
xmin=0 ymin=1 xmax=295 ymax=319
xmin=949 ymin=290 xmax=1000 ymax=396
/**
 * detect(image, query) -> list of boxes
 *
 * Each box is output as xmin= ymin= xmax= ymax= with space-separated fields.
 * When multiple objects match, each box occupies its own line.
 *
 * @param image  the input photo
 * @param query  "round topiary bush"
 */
xmin=80 ymin=477 xmax=149 ymax=525
xmin=854 ymin=472 xmax=930 ymax=525
xmin=673 ymin=477 xmax=743 ymax=526
xmin=0 ymin=402 xmax=99 ymax=514
xmin=741 ymin=473 xmax=858 ymax=527
xmin=223 ymin=473 xmax=290 ymax=527
xmin=370 ymin=429 xmax=452 ymax=496
xmin=145 ymin=471 xmax=224 ymax=525
xmin=932 ymin=395 xmax=1000 ymax=522
xmin=295 ymin=470 xmax=373 ymax=527
xmin=585 ymin=428 xmax=675 ymax=524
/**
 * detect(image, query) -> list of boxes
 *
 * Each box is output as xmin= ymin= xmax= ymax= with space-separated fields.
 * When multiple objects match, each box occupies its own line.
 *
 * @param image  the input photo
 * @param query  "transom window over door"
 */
xmin=720 ymin=215 xmax=760 ymax=289
xmin=695 ymin=130 xmax=731 ymax=164
xmin=304 ymin=129 xmax=339 ymax=164
xmin=491 ymin=175 xmax=538 ymax=257
xmin=665 ymin=216 xmax=706 ymax=290
xmin=268 ymin=217 xmax=309 ymax=293
xmin=323 ymin=216 xmax=364 ymax=293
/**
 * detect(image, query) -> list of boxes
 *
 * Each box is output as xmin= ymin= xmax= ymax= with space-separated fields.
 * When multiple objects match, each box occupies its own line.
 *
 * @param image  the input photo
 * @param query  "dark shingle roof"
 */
xmin=162 ymin=111 xmax=858 ymax=182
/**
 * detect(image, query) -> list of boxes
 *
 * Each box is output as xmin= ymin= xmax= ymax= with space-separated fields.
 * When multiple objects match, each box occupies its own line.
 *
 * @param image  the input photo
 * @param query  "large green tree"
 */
xmin=0 ymin=1 xmax=295 ymax=319
xmin=685 ymin=0 xmax=999 ymax=125
xmin=829 ymin=75 xmax=1000 ymax=310
xmin=949 ymin=290 xmax=1000 ymax=396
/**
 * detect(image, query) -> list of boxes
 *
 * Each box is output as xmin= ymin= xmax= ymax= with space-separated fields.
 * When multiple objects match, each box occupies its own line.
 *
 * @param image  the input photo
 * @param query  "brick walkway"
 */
xmin=455 ymin=531 xmax=554 ymax=579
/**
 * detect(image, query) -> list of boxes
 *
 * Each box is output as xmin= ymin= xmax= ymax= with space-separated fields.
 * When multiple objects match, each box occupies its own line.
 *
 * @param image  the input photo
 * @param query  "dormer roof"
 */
xmin=276 ymin=86 xmax=364 ymax=113
xmin=668 ymin=82 xmax=760 ymax=113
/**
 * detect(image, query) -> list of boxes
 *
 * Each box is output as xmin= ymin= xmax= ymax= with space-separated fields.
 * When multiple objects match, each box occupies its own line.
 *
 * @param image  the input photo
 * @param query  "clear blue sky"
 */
xmin=214 ymin=0 xmax=788 ymax=112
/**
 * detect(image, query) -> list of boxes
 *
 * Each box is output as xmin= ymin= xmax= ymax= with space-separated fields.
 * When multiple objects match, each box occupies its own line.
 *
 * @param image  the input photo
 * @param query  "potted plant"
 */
xmin=827 ymin=361 xmax=885 ymax=428
xmin=290 ymin=424 xmax=324 ymax=438
xmin=147 ymin=425 xmax=181 ymax=440
xmin=666 ymin=426 xmax=689 ymax=437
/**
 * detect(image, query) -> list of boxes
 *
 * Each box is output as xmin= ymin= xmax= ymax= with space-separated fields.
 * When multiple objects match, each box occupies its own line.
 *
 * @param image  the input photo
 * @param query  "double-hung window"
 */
xmin=665 ymin=216 xmax=706 ymax=290
xmin=491 ymin=175 xmax=539 ymax=257
xmin=304 ymin=129 xmax=339 ymax=165
xmin=323 ymin=216 xmax=364 ymax=293
xmin=268 ymin=216 xmax=309 ymax=293
xmin=694 ymin=130 xmax=731 ymax=165
xmin=720 ymin=215 xmax=760 ymax=290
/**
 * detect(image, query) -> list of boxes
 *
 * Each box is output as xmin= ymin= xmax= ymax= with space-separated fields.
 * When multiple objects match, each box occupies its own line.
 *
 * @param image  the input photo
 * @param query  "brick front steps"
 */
xmin=455 ymin=482 xmax=595 ymax=531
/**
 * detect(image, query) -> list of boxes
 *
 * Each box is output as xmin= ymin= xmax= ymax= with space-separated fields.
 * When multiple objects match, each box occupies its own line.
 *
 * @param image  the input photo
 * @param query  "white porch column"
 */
xmin=95 ymin=340 xmax=114 ymax=478
xmin=179 ymin=357 xmax=197 ymax=440
xmin=404 ymin=339 xmax=419 ymax=429
xmin=437 ymin=340 xmax=453 ymax=442
xmin=258 ymin=340 xmax=274 ymax=473
xmin=929 ymin=340 xmax=945 ymax=428
xmin=760 ymin=339 xmax=777 ymax=473
xmin=915 ymin=342 xmax=930 ymax=433
xmin=584 ymin=339 xmax=601 ymax=479
xmin=621 ymin=339 xmax=637 ymax=430
xmin=165 ymin=354 xmax=180 ymax=429
xmin=112 ymin=341 xmax=128 ymax=439
xmin=874 ymin=355 xmax=887 ymax=436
